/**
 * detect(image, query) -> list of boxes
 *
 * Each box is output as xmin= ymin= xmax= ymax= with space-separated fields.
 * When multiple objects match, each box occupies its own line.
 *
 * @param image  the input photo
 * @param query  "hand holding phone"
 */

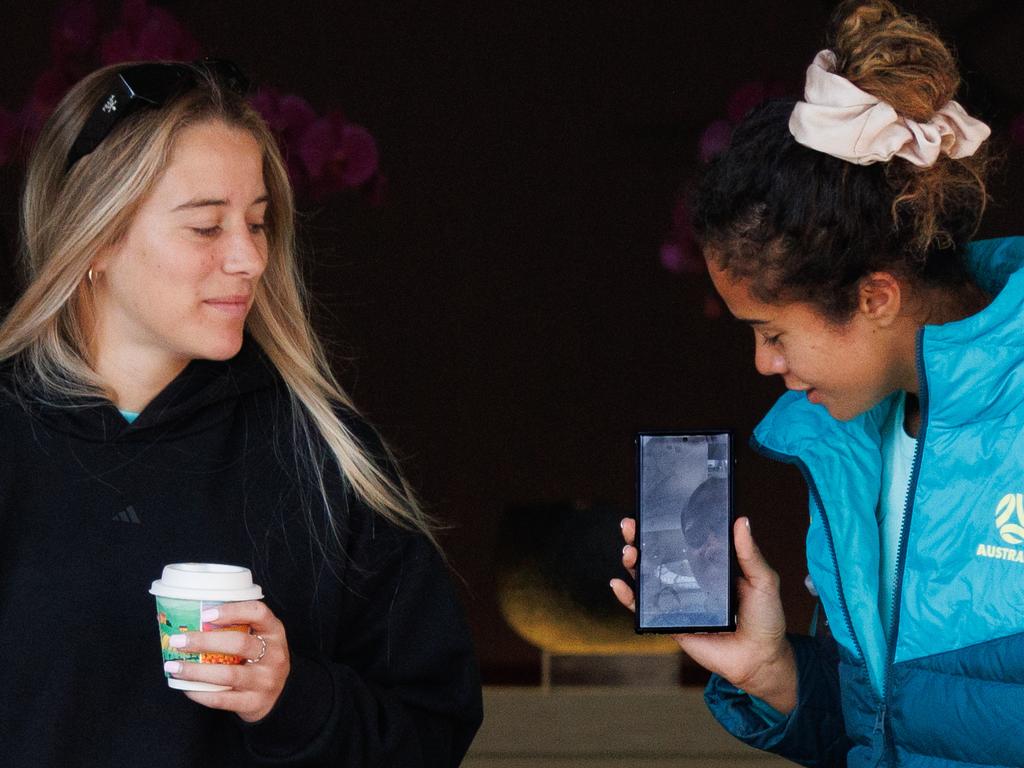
xmin=612 ymin=513 xmax=798 ymax=712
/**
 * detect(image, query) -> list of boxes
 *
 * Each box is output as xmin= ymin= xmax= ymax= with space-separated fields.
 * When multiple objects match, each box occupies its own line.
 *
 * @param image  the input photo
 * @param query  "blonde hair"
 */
xmin=0 ymin=62 xmax=440 ymax=553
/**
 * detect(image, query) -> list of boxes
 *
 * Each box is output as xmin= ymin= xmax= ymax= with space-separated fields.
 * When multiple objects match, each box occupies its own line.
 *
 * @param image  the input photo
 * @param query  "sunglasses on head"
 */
xmin=66 ymin=59 xmax=251 ymax=171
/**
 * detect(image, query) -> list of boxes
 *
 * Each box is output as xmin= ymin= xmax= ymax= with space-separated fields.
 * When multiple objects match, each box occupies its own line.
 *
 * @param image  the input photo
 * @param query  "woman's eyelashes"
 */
xmin=188 ymin=222 xmax=266 ymax=238
xmin=759 ymin=331 xmax=783 ymax=347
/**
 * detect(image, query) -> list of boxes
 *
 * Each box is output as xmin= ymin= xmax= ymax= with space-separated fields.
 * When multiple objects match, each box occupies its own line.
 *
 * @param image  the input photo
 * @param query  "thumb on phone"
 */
xmin=734 ymin=516 xmax=781 ymax=592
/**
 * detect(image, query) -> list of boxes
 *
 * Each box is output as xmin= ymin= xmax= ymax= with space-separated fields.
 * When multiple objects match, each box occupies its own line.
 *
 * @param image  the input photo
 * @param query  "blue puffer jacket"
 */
xmin=705 ymin=237 xmax=1024 ymax=768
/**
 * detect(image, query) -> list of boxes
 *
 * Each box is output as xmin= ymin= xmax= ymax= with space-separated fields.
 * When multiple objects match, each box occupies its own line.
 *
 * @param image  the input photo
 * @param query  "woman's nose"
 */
xmin=223 ymin=231 xmax=267 ymax=278
xmin=754 ymin=343 xmax=786 ymax=376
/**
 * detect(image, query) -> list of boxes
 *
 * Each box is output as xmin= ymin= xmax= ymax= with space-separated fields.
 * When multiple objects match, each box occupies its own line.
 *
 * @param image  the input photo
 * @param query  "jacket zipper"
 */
xmin=880 ymin=328 xmax=930 ymax=762
xmin=871 ymin=703 xmax=888 ymax=765
xmin=749 ymin=441 xmax=867 ymax=669
xmin=751 ymin=438 xmax=895 ymax=765
xmin=752 ymin=329 xmax=931 ymax=764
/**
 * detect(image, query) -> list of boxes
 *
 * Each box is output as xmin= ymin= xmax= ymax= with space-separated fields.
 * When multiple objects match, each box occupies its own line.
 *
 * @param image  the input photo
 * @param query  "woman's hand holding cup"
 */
xmin=164 ymin=600 xmax=291 ymax=723
xmin=610 ymin=516 xmax=797 ymax=714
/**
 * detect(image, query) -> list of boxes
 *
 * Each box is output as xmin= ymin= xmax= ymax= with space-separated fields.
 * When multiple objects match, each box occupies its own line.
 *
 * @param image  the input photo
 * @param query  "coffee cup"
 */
xmin=150 ymin=563 xmax=264 ymax=692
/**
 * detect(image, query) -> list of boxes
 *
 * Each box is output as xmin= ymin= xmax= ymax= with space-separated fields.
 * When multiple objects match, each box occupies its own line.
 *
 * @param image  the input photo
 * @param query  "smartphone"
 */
xmin=635 ymin=431 xmax=736 ymax=633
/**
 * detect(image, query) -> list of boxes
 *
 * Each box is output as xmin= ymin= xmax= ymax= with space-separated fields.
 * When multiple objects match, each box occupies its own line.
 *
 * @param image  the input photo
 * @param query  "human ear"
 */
xmin=857 ymin=272 xmax=902 ymax=328
xmin=90 ymin=249 xmax=110 ymax=276
xmin=89 ymin=240 xmax=121 ymax=280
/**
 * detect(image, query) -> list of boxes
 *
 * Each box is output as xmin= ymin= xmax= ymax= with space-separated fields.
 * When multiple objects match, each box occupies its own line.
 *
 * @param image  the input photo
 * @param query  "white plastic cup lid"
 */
xmin=149 ymin=563 xmax=263 ymax=602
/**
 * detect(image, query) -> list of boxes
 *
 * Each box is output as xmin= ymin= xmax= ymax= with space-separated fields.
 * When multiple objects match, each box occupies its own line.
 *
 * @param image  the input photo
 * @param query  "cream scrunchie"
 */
xmin=789 ymin=50 xmax=990 ymax=167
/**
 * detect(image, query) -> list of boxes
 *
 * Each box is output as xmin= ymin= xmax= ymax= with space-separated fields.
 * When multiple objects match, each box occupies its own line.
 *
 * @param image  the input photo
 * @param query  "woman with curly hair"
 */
xmin=614 ymin=3 xmax=1022 ymax=765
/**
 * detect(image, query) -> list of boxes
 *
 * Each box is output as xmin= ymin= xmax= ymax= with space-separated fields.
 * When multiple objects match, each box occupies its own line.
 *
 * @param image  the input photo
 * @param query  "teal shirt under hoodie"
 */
xmin=705 ymin=237 xmax=1024 ymax=768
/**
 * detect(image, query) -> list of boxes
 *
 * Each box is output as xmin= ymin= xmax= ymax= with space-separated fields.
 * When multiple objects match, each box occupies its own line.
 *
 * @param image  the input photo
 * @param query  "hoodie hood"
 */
xmin=2 ymin=335 xmax=278 ymax=443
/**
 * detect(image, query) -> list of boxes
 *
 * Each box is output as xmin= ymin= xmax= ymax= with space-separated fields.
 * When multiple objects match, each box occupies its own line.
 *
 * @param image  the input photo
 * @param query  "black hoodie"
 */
xmin=0 ymin=339 xmax=482 ymax=767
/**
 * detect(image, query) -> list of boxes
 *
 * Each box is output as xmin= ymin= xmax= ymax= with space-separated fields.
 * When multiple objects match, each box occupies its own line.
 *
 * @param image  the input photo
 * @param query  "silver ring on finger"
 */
xmin=246 ymin=633 xmax=267 ymax=664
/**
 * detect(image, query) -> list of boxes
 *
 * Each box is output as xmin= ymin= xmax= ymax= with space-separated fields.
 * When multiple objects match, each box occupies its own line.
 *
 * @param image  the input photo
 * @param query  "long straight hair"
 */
xmin=0 ymin=62 xmax=440 ymax=554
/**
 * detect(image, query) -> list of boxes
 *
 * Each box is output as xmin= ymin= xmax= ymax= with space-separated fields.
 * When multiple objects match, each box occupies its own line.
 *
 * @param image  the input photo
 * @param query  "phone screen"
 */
xmin=635 ymin=431 xmax=735 ymax=633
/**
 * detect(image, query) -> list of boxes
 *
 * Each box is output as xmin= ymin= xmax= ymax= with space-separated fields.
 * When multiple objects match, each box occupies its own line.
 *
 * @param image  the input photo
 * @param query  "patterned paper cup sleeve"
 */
xmin=155 ymin=597 xmax=251 ymax=671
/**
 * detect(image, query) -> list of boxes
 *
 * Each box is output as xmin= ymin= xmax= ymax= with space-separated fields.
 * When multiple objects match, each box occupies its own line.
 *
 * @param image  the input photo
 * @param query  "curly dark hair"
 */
xmin=693 ymin=0 xmax=989 ymax=322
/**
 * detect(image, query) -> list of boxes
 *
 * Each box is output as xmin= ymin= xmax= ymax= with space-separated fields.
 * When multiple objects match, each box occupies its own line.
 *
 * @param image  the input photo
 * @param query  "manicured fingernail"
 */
xmin=609 ymin=580 xmax=616 ymax=588
xmin=164 ymin=661 xmax=182 ymax=674
xmin=745 ymin=518 xmax=751 ymax=531
xmin=620 ymin=519 xmax=626 ymax=529
xmin=169 ymin=634 xmax=187 ymax=648
xmin=622 ymin=545 xmax=630 ymax=554
xmin=201 ymin=608 xmax=219 ymax=622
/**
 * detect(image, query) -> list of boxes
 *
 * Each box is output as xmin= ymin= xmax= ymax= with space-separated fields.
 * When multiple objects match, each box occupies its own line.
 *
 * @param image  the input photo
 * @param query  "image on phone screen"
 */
xmin=635 ymin=431 xmax=735 ymax=633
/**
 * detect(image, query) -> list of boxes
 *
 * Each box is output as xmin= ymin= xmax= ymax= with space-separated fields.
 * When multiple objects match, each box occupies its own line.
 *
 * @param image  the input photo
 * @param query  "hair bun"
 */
xmin=830 ymin=0 xmax=958 ymax=122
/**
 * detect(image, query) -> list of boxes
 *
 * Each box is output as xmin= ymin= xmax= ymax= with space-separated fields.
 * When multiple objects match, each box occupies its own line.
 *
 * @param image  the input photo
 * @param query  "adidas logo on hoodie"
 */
xmin=112 ymin=505 xmax=142 ymax=524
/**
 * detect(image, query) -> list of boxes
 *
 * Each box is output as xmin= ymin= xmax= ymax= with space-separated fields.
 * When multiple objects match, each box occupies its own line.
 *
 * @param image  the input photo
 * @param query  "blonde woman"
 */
xmin=0 ymin=60 xmax=481 ymax=766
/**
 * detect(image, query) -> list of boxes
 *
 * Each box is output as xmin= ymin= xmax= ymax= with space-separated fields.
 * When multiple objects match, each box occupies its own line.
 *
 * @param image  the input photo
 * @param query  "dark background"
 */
xmin=2 ymin=1 xmax=1022 ymax=683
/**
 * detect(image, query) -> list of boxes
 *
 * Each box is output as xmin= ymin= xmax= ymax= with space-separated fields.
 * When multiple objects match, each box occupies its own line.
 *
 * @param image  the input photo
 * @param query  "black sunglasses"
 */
xmin=66 ymin=59 xmax=251 ymax=171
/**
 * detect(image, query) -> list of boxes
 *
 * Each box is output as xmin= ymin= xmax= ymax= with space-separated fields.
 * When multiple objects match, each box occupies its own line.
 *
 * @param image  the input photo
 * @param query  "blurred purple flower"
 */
xmin=1 ymin=0 xmax=385 ymax=207
xmin=659 ymin=243 xmax=685 ymax=273
xmin=661 ymin=200 xmax=705 ymax=275
xmin=298 ymin=112 xmax=380 ymax=199
xmin=252 ymin=94 xmax=382 ymax=201
xmin=252 ymin=88 xmax=317 ymax=144
xmin=100 ymin=0 xmax=201 ymax=63
xmin=251 ymin=88 xmax=319 ymax=191
xmin=662 ymin=76 xmax=794 ymax=292
xmin=659 ymin=241 xmax=705 ymax=275
xmin=51 ymin=1 xmax=100 ymax=63
xmin=1011 ymin=113 xmax=1024 ymax=147
xmin=698 ymin=119 xmax=732 ymax=163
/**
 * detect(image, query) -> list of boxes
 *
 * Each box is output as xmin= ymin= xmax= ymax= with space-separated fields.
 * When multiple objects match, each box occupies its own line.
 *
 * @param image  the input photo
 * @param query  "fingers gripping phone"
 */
xmin=635 ymin=431 xmax=736 ymax=633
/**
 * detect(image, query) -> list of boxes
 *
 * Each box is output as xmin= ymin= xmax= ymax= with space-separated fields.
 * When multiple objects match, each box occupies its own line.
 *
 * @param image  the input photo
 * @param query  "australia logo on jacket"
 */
xmin=977 ymin=493 xmax=1024 ymax=564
